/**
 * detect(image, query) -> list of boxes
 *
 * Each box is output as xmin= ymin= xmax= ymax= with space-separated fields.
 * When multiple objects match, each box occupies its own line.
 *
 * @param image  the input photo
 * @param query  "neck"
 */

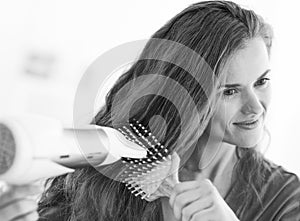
xmin=180 ymin=133 xmax=238 ymax=191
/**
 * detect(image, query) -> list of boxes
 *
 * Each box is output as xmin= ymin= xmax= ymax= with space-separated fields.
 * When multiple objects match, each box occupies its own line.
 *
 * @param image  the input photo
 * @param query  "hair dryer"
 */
xmin=0 ymin=114 xmax=147 ymax=185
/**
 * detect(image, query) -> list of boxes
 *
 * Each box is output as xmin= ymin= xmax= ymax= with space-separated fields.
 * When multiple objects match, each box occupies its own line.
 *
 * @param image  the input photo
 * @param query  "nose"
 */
xmin=241 ymin=89 xmax=264 ymax=116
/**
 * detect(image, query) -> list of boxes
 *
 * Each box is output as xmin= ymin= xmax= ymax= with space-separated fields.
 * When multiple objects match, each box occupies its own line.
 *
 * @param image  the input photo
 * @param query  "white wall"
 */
xmin=0 ymin=0 xmax=299 ymax=176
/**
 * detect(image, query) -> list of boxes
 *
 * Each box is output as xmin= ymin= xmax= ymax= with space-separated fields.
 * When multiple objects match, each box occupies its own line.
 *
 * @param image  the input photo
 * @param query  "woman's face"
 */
xmin=208 ymin=37 xmax=272 ymax=148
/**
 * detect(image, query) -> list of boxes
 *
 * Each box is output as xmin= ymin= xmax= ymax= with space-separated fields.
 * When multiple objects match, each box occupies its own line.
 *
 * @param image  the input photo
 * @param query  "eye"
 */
xmin=255 ymin=78 xmax=270 ymax=87
xmin=223 ymin=88 xmax=238 ymax=97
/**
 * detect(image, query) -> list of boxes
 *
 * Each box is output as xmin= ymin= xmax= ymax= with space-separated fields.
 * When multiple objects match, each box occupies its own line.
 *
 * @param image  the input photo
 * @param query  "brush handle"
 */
xmin=156 ymin=152 xmax=181 ymax=198
xmin=159 ymin=175 xmax=180 ymax=197
xmin=144 ymin=152 xmax=181 ymax=201
xmin=144 ymin=175 xmax=179 ymax=201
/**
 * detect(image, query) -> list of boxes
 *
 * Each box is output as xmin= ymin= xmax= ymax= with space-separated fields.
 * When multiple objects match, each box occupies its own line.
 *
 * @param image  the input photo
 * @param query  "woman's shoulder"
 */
xmin=258 ymin=158 xmax=300 ymax=220
xmin=262 ymin=158 xmax=300 ymax=192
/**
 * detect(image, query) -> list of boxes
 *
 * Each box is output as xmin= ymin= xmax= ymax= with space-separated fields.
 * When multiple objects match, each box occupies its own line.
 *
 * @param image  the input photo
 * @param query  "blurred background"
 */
xmin=0 ymin=0 xmax=299 ymax=176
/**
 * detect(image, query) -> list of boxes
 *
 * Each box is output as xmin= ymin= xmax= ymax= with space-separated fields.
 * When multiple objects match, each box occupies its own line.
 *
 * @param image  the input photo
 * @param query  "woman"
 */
xmin=1 ymin=1 xmax=299 ymax=220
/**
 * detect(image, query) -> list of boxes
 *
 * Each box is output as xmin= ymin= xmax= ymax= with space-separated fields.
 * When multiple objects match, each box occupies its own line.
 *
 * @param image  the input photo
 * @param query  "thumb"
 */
xmin=168 ymin=152 xmax=180 ymax=183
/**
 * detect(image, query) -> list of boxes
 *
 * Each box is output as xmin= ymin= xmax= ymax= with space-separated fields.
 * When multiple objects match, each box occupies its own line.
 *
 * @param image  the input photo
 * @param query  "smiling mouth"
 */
xmin=233 ymin=118 xmax=261 ymax=130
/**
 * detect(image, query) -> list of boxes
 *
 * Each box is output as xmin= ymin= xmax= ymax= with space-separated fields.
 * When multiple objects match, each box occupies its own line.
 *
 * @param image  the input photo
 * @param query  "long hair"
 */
xmin=38 ymin=1 xmax=273 ymax=220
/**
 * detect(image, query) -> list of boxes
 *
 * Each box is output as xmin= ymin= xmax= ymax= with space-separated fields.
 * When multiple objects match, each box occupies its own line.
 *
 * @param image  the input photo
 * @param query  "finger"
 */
xmin=169 ymin=181 xmax=200 ymax=206
xmin=196 ymin=178 xmax=215 ymax=191
xmin=172 ymin=186 xmax=209 ymax=219
xmin=169 ymin=178 xmax=214 ymax=208
xmin=12 ymin=211 xmax=39 ymax=221
xmin=190 ymin=206 xmax=214 ymax=221
xmin=0 ymin=185 xmax=43 ymax=208
xmin=0 ymin=199 xmax=38 ymax=221
xmin=194 ymin=178 xmax=219 ymax=197
xmin=181 ymin=194 xmax=213 ymax=221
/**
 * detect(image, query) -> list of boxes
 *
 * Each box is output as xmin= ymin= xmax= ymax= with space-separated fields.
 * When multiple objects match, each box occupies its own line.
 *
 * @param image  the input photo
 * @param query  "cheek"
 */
xmin=211 ymin=103 xmax=236 ymax=133
xmin=265 ymin=87 xmax=272 ymax=107
xmin=258 ymin=86 xmax=272 ymax=111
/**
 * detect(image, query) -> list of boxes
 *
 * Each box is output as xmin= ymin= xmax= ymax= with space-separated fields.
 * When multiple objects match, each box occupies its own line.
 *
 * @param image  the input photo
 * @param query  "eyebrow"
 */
xmin=218 ymin=69 xmax=271 ymax=89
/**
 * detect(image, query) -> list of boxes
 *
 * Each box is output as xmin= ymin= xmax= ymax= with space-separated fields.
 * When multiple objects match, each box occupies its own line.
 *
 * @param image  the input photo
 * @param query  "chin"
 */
xmin=225 ymin=136 xmax=261 ymax=148
xmin=234 ymin=136 xmax=262 ymax=148
xmin=236 ymin=143 xmax=258 ymax=149
xmin=230 ymin=129 xmax=264 ymax=148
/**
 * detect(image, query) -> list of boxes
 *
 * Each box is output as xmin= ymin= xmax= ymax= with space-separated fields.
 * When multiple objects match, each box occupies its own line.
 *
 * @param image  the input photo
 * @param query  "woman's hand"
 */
xmin=0 ymin=183 xmax=43 ymax=221
xmin=169 ymin=179 xmax=239 ymax=221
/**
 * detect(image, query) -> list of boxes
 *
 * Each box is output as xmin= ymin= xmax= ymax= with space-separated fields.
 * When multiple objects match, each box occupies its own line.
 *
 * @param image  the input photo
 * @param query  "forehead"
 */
xmin=223 ymin=38 xmax=270 ymax=83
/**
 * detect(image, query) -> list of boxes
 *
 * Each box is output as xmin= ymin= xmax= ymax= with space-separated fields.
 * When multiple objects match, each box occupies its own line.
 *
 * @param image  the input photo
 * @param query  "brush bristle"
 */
xmin=118 ymin=118 xmax=172 ymax=200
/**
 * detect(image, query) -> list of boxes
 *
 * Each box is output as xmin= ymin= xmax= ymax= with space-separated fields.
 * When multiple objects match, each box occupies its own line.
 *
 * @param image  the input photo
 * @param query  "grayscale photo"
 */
xmin=0 ymin=0 xmax=299 ymax=220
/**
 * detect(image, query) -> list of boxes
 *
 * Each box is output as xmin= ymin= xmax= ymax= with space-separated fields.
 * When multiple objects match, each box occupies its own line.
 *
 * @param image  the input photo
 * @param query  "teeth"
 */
xmin=236 ymin=120 xmax=257 ymax=125
xmin=242 ymin=120 xmax=257 ymax=125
